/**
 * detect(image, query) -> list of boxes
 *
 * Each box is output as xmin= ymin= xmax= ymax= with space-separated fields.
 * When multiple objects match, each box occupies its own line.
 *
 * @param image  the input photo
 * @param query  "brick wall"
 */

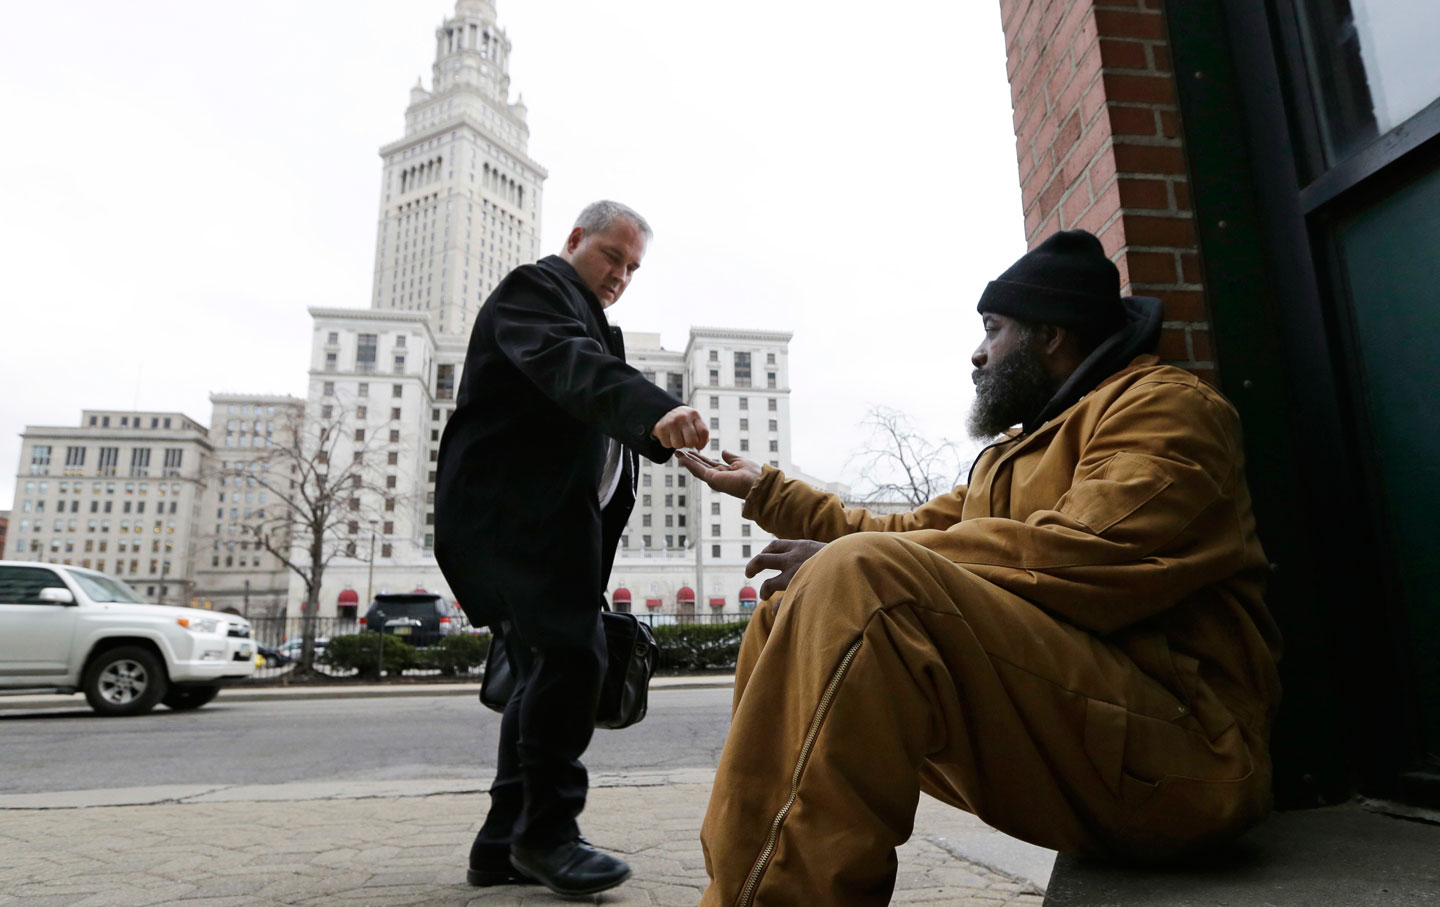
xmin=999 ymin=0 xmax=1213 ymax=380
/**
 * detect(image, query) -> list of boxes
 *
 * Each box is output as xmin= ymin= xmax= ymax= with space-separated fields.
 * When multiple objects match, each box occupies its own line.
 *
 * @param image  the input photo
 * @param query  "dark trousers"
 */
xmin=476 ymin=613 xmax=608 ymax=850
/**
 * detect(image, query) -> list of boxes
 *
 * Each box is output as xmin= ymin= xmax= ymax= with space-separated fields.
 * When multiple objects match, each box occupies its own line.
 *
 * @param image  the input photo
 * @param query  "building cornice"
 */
xmin=308 ymin=307 xmax=440 ymax=348
xmin=378 ymin=113 xmax=548 ymax=179
xmin=688 ymin=327 xmax=794 ymax=343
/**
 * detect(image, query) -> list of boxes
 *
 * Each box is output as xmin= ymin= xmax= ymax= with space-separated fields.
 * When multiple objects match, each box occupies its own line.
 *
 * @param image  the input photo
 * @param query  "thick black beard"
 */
xmin=967 ymin=334 xmax=1060 ymax=440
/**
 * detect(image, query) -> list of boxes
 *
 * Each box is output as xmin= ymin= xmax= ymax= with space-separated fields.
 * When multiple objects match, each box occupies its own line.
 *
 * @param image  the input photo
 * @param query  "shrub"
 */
xmin=428 ymin=632 xmax=493 ymax=676
xmin=321 ymin=633 xmax=418 ymax=679
xmin=652 ymin=620 xmax=750 ymax=671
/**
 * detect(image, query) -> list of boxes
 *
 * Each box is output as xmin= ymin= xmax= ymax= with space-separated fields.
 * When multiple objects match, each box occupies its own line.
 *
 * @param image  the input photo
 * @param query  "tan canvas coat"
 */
xmin=747 ymin=357 xmax=1281 ymax=743
xmin=700 ymin=357 xmax=1283 ymax=904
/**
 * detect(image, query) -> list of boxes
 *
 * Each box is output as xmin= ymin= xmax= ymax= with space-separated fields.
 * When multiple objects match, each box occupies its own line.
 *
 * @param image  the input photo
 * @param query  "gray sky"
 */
xmin=0 ymin=0 xmax=1024 ymax=509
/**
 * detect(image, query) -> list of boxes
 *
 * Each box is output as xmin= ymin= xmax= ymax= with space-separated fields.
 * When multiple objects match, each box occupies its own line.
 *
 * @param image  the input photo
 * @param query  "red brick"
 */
xmin=1047 ymin=2 xmax=1093 ymax=60
xmin=1159 ymin=108 xmax=1183 ymax=138
xmin=1156 ymin=327 xmax=1189 ymax=360
xmin=1151 ymin=43 xmax=1172 ymax=73
xmin=1101 ymin=72 xmax=1177 ymax=104
xmin=1190 ymin=329 xmax=1213 ymax=361
xmin=1076 ymin=178 xmax=1122 ymax=234
xmin=1033 ymin=211 xmax=1061 ymax=245
xmin=1062 ymin=114 xmax=1113 ymax=185
xmin=1034 ymin=111 xmax=1059 ymax=154
xmin=1123 ymin=213 xmax=1197 ymax=247
xmin=1116 ymin=177 xmax=1170 ymax=209
xmin=1047 ymin=55 xmax=1079 ymax=110
xmin=1093 ymin=7 xmax=1167 ymax=39
xmin=1173 ymin=178 xmax=1191 ymax=210
xmin=1025 ymin=199 xmax=1045 ymax=236
xmin=1038 ymin=176 xmax=1068 ymax=218
xmin=1110 ymin=105 xmax=1158 ymax=136
xmin=1112 ymin=143 xmax=1188 ymax=175
xmin=1074 ymin=79 xmax=1102 ymax=124
xmin=1155 ymin=288 xmax=1208 ymax=321
xmin=1073 ymin=33 xmax=1105 ymax=87
xmin=1180 ymin=251 xmax=1202 ymax=283
xmin=1054 ymin=111 xmax=1083 ymax=156
xmin=1089 ymin=143 xmax=1118 ymax=190
xmin=1061 ymin=182 xmax=1094 ymax=227
xmin=1125 ymin=250 xmax=1178 ymax=283
xmin=1098 ymin=217 xmax=1127 ymax=256
xmin=1098 ymin=37 xmax=1149 ymax=69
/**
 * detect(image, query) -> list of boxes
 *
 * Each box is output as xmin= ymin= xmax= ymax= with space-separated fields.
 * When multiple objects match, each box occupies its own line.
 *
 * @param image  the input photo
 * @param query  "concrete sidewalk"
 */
xmin=0 ymin=770 xmax=1052 ymax=906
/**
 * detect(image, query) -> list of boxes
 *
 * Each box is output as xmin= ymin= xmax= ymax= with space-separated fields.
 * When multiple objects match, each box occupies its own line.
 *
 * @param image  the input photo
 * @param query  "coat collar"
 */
xmin=538 ymin=254 xmax=609 ymax=324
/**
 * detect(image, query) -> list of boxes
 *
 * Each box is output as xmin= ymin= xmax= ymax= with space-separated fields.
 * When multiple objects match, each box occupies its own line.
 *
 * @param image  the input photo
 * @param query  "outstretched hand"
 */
xmin=746 ymin=539 xmax=826 ymax=601
xmin=676 ymin=449 xmax=762 ymax=499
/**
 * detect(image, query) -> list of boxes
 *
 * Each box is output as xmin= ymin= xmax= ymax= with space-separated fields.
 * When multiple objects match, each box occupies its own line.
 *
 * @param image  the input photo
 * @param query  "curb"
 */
xmin=0 ymin=675 xmax=734 ymax=712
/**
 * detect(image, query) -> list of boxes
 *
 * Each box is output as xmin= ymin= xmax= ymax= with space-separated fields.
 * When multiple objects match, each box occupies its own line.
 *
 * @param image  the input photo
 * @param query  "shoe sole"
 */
xmin=509 ymin=860 xmax=632 ymax=896
xmin=466 ymin=867 xmax=535 ymax=887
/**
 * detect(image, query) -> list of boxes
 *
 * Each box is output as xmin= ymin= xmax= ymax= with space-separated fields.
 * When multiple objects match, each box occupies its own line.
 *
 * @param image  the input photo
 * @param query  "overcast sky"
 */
xmin=0 ymin=0 xmax=1024 ymax=509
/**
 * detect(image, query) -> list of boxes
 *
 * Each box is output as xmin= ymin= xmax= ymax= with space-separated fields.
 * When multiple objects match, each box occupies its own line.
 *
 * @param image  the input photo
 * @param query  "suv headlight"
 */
xmin=177 ymin=617 xmax=220 ymax=634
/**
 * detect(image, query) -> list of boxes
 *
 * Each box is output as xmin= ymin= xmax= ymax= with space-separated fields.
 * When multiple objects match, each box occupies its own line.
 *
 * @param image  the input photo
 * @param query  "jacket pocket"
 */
xmin=1059 ymin=453 xmax=1173 ymax=534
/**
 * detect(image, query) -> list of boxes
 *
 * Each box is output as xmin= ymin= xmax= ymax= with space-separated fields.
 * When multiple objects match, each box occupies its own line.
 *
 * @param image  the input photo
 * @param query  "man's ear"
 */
xmin=563 ymin=226 xmax=584 ymax=254
xmin=1038 ymin=323 xmax=1067 ymax=356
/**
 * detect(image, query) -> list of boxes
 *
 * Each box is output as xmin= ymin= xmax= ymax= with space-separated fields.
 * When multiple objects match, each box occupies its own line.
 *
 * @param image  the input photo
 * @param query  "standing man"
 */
xmin=435 ymin=200 xmax=707 ymax=896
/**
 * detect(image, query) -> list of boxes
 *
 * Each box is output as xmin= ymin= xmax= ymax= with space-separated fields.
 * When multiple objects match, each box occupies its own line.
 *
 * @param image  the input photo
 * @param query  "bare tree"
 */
xmin=847 ymin=406 xmax=970 ymax=507
xmin=223 ymin=405 xmax=401 ymax=674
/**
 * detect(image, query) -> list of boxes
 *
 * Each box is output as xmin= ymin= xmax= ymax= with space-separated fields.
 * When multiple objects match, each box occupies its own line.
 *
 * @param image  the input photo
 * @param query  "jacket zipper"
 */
xmin=736 ymin=637 xmax=864 ymax=907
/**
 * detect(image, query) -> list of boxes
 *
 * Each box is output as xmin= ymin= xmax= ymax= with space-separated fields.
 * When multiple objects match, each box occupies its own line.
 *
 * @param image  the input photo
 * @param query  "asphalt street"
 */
xmin=0 ymin=687 xmax=733 ymax=795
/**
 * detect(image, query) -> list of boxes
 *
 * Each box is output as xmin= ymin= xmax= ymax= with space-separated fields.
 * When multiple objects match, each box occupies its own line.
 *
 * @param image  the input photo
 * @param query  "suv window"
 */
xmin=0 ymin=566 xmax=66 ymax=605
xmin=69 ymin=571 xmax=145 ymax=604
xmin=371 ymin=600 xmax=440 ymax=620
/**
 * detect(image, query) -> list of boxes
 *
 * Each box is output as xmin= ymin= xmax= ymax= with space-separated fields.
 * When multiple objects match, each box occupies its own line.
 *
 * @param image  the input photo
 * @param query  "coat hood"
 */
xmin=1023 ymin=294 xmax=1164 ymax=433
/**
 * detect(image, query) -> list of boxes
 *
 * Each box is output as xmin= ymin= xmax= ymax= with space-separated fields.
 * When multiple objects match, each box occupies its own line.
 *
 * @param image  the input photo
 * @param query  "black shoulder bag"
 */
xmin=479 ymin=606 xmax=659 ymax=730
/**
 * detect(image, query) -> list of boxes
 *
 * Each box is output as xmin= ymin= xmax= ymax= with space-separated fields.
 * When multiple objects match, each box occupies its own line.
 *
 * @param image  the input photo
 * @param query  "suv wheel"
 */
xmin=83 ymin=646 xmax=167 ymax=717
xmin=162 ymin=685 xmax=220 ymax=711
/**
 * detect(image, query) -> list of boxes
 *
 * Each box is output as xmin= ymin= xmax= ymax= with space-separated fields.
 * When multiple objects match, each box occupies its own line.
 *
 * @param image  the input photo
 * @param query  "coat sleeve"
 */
xmin=894 ymin=379 xmax=1254 ymax=635
xmin=742 ymin=466 xmax=968 ymax=542
xmin=492 ymin=266 xmax=680 ymax=460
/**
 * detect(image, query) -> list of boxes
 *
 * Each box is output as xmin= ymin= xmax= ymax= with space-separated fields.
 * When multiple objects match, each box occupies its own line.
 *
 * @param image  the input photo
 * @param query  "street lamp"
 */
xmin=364 ymin=519 xmax=378 ymax=607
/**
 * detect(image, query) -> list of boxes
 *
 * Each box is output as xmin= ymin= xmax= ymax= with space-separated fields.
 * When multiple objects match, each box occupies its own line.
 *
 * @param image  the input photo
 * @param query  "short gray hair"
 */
xmin=573 ymin=200 xmax=652 ymax=241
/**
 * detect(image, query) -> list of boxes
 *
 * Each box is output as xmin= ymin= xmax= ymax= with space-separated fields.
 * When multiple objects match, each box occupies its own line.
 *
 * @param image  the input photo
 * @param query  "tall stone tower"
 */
xmin=371 ymin=0 xmax=547 ymax=339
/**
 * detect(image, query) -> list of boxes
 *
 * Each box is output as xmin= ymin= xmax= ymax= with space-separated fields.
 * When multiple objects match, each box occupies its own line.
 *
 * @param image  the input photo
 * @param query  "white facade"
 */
xmin=6 ymin=411 xmax=211 ymax=605
xmin=190 ymin=393 xmax=305 ymax=617
xmin=371 ymin=0 xmax=547 ymax=340
xmin=607 ymin=327 xmax=812 ymax=615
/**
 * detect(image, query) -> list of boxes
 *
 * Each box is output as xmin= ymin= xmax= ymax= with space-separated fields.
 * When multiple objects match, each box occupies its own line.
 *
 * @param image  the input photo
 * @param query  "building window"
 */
xmin=742 ymin=544 xmax=751 ymax=557
xmin=386 ymin=475 xmax=397 ymax=489
xmin=436 ymin=364 xmax=455 ymax=400
xmin=769 ymin=419 xmax=778 ymax=431
xmin=739 ymin=439 xmax=749 ymax=452
xmin=324 ymin=382 xmax=335 ymax=396
xmin=356 ymin=333 xmax=378 ymax=372
xmin=389 ymin=430 xmax=400 ymax=442
xmin=357 ymin=405 xmax=367 ymax=419
xmin=391 ymin=407 xmax=401 ymax=420
xmin=162 ymin=448 xmax=183 ymax=477
xmin=358 ymin=382 xmax=369 ymax=397
xmin=709 ymin=369 xmax=719 ymax=386
xmin=327 ymin=331 xmax=339 ymax=345
xmin=739 ymin=418 xmax=748 ymax=431
xmin=739 ymin=397 xmax=749 ymax=411
xmin=381 ymin=543 xmax=393 ymax=557
xmin=98 ymin=447 xmax=118 ymax=477
xmin=29 ymin=445 xmax=51 ymax=474
xmin=767 ymin=372 xmax=777 ymax=389
xmin=64 ymin=446 xmax=87 ymax=473
xmin=712 ymin=501 xmax=720 ymax=515
xmin=768 ymin=398 xmax=777 ymax=412
xmin=741 ymin=524 xmax=751 ymax=537
xmin=643 ymin=514 xmax=652 ymax=527
xmin=325 ymin=352 xmax=337 ymax=371
xmin=769 ymin=440 xmax=779 ymax=452
xmin=667 ymin=373 xmax=684 ymax=397
xmin=354 ymin=428 xmax=365 ymax=442
xmin=712 ymin=545 xmax=721 ymax=558
xmin=766 ymin=352 xmax=776 ymax=365
xmin=712 ymin=523 xmax=721 ymax=537
xmin=734 ymin=351 xmax=752 ymax=387
xmin=129 ymin=448 xmax=151 ymax=477
xmin=321 ymin=404 xmax=333 ymax=419
xmin=392 ymin=384 xmax=403 ymax=398
xmin=393 ymin=355 xmax=405 ymax=373
xmin=709 ymin=396 xmax=719 ymax=408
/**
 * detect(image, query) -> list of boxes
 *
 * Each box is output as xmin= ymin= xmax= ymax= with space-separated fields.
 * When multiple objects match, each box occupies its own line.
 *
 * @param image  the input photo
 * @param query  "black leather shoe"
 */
xmin=509 ymin=839 xmax=632 ymax=896
xmin=467 ymin=841 xmax=536 ymax=887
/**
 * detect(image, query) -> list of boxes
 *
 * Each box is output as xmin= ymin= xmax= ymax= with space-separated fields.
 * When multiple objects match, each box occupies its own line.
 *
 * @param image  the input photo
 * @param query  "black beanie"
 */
xmin=976 ymin=230 xmax=1124 ymax=332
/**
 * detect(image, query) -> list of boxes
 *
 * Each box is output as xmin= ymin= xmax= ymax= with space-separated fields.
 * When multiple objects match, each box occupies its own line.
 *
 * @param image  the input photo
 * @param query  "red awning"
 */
xmin=337 ymin=589 xmax=359 ymax=604
xmin=612 ymin=588 xmax=632 ymax=603
xmin=708 ymin=597 xmax=726 ymax=608
xmin=645 ymin=597 xmax=663 ymax=608
xmin=412 ymin=587 xmax=427 ymax=593
xmin=677 ymin=586 xmax=696 ymax=603
xmin=739 ymin=586 xmax=758 ymax=602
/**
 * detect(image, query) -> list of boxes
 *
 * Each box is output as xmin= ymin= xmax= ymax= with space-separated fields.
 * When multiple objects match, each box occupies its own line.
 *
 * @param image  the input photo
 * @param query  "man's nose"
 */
xmin=971 ymin=344 xmax=986 ymax=369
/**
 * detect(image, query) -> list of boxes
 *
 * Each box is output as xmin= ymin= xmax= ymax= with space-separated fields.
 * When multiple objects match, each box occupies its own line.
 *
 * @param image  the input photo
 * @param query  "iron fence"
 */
xmin=244 ymin=611 xmax=755 ymax=681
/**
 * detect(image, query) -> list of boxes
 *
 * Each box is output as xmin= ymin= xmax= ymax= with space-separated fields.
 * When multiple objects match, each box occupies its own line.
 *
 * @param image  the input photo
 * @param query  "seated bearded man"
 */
xmin=680 ymin=229 xmax=1282 ymax=907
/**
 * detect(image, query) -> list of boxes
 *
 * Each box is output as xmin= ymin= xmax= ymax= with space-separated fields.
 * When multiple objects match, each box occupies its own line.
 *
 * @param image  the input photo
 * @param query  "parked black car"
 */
xmin=361 ymin=593 xmax=459 ymax=647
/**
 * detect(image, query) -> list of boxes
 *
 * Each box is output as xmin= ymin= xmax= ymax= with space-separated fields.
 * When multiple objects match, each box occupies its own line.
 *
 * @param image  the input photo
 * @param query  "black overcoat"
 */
xmin=434 ymin=255 xmax=679 ymax=647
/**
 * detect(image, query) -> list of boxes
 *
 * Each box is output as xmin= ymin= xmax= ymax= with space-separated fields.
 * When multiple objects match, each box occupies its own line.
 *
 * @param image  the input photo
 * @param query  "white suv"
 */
xmin=0 ymin=561 xmax=255 ymax=716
